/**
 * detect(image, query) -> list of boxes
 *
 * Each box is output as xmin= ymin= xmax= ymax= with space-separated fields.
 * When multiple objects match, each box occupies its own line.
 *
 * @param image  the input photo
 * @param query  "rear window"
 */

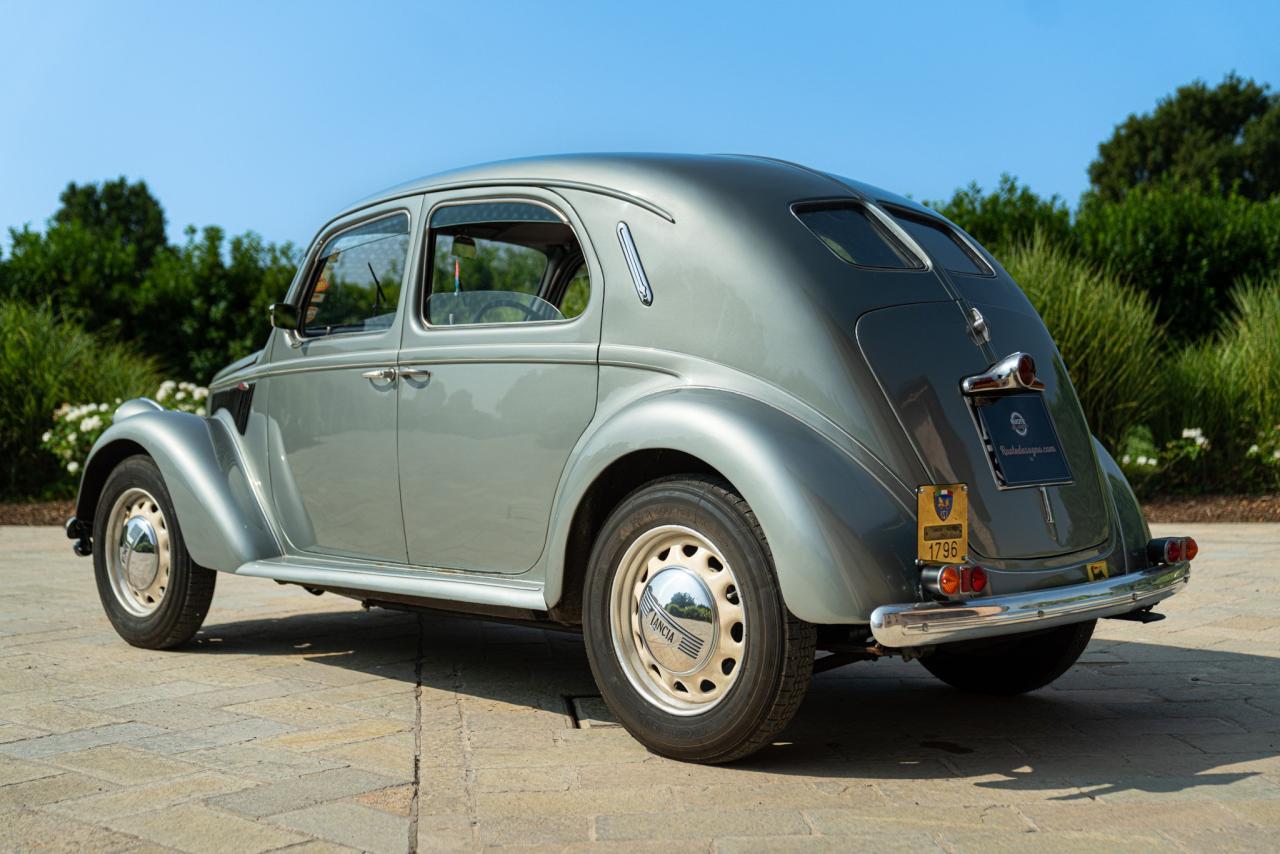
xmin=888 ymin=209 xmax=990 ymax=276
xmin=793 ymin=203 xmax=922 ymax=270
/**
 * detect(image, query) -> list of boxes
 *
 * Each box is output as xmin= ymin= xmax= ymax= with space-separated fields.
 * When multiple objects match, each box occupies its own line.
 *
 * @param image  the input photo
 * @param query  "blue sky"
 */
xmin=2 ymin=1 xmax=1276 ymax=250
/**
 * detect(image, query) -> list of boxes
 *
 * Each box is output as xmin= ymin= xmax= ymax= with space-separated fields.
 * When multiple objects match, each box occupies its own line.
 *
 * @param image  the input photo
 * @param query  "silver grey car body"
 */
xmin=70 ymin=153 xmax=1187 ymax=648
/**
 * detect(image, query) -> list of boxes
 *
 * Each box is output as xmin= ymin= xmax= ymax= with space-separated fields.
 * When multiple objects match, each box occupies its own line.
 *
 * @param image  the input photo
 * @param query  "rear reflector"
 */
xmin=939 ymin=565 xmax=960 ymax=595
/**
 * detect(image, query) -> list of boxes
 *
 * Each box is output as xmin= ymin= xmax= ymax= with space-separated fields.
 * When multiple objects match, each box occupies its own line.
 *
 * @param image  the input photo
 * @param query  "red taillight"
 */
xmin=1016 ymin=354 xmax=1036 ymax=387
xmin=1148 ymin=536 xmax=1196 ymax=565
xmin=924 ymin=564 xmax=989 ymax=597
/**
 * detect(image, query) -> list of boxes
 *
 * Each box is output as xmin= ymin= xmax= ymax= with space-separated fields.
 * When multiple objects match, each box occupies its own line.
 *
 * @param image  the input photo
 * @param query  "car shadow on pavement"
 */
xmin=191 ymin=604 xmax=1279 ymax=799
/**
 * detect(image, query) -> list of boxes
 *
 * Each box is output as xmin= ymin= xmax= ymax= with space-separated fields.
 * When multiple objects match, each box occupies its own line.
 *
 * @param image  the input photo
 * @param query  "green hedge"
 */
xmin=0 ymin=300 xmax=160 ymax=499
xmin=3 ymin=220 xmax=299 ymax=383
xmin=1140 ymin=274 xmax=1280 ymax=494
xmin=1074 ymin=186 xmax=1280 ymax=340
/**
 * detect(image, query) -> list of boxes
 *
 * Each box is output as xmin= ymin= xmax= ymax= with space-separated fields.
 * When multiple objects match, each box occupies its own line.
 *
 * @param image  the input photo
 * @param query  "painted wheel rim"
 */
xmin=609 ymin=524 xmax=745 ymax=715
xmin=104 ymin=488 xmax=171 ymax=616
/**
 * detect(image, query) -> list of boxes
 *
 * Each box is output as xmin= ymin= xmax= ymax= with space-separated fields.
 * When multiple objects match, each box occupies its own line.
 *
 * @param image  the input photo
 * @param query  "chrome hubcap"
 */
xmin=610 ymin=525 xmax=745 ymax=715
xmin=120 ymin=516 xmax=160 ymax=590
xmin=105 ymin=488 xmax=171 ymax=616
xmin=639 ymin=568 xmax=717 ymax=673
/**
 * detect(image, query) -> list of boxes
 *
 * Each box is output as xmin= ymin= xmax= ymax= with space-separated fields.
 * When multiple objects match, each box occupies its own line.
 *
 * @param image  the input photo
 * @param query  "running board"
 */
xmin=235 ymin=559 xmax=547 ymax=612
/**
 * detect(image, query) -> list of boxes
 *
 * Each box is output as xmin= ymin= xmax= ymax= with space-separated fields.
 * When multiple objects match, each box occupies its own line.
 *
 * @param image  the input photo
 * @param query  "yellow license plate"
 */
xmin=917 ymin=484 xmax=968 ymax=565
xmin=1086 ymin=561 xmax=1109 ymax=581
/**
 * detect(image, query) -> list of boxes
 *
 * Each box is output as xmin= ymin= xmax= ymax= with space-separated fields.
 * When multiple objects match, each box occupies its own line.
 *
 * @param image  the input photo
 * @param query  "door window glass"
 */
xmin=302 ymin=213 xmax=410 ymax=335
xmin=425 ymin=201 xmax=590 ymax=326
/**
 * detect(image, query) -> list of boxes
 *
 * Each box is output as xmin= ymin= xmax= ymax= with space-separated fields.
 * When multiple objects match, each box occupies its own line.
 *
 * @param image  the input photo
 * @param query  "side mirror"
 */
xmin=269 ymin=303 xmax=299 ymax=330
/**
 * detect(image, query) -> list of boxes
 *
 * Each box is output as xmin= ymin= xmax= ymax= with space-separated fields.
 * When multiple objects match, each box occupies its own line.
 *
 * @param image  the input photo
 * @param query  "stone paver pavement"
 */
xmin=1 ymin=523 xmax=1278 ymax=851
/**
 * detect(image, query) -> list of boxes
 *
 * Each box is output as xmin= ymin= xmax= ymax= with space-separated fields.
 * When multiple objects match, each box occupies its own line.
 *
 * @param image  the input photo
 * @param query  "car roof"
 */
xmin=333 ymin=153 xmax=932 ymax=228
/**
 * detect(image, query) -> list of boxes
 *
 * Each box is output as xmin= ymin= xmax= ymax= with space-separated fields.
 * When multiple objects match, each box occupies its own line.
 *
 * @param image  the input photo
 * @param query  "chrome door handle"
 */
xmin=397 ymin=367 xmax=432 ymax=381
xmin=360 ymin=367 xmax=397 ymax=382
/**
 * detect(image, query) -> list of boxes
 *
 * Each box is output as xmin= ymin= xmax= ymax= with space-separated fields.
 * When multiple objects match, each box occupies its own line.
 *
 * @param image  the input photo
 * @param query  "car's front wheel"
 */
xmin=919 ymin=619 xmax=1095 ymax=695
xmin=92 ymin=454 xmax=216 ymax=649
xmin=582 ymin=476 xmax=815 ymax=763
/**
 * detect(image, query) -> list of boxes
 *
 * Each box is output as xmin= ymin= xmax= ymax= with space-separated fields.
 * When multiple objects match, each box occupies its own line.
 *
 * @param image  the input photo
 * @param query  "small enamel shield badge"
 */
xmin=934 ymin=488 xmax=954 ymax=522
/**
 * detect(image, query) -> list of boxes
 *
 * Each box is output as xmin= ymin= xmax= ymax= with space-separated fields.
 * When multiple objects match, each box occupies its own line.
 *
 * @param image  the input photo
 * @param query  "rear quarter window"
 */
xmin=887 ymin=209 xmax=991 ymax=276
xmin=793 ymin=203 xmax=922 ymax=270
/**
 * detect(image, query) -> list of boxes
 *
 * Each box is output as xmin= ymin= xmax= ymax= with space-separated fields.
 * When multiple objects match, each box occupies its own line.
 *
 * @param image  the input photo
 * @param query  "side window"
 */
xmin=887 ymin=209 xmax=990 ymax=276
xmin=793 ymin=202 xmax=922 ymax=269
xmin=302 ymin=213 xmax=410 ymax=336
xmin=425 ymin=201 xmax=590 ymax=326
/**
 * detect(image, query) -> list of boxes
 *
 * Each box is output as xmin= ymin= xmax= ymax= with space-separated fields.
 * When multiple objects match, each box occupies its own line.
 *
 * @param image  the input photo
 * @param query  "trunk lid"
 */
xmin=856 ymin=300 xmax=1109 ymax=561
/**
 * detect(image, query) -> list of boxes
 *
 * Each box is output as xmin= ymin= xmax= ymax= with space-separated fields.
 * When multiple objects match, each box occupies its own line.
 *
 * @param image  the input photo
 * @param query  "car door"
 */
xmin=397 ymin=191 xmax=600 ymax=573
xmin=265 ymin=199 xmax=422 ymax=563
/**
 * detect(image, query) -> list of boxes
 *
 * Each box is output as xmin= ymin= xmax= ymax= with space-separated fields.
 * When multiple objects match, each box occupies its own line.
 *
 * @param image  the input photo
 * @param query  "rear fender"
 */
xmin=1093 ymin=437 xmax=1151 ymax=572
xmin=544 ymin=388 xmax=918 ymax=623
xmin=75 ymin=401 xmax=280 ymax=571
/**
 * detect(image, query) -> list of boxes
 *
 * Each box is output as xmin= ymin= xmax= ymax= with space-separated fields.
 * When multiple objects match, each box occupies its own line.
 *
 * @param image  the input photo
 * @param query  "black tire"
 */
xmin=920 ymin=619 xmax=1095 ymax=695
xmin=582 ymin=475 xmax=816 ymax=763
xmin=92 ymin=454 xmax=216 ymax=649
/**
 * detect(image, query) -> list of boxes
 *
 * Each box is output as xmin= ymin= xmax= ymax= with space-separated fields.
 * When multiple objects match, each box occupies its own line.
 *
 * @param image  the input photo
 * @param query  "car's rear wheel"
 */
xmin=92 ymin=455 xmax=216 ymax=649
xmin=582 ymin=476 xmax=815 ymax=763
xmin=919 ymin=619 xmax=1095 ymax=695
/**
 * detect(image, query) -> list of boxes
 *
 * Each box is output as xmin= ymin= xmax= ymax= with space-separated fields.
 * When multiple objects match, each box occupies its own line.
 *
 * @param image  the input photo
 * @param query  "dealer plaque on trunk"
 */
xmin=974 ymin=393 xmax=1073 ymax=488
xmin=917 ymin=483 xmax=968 ymax=565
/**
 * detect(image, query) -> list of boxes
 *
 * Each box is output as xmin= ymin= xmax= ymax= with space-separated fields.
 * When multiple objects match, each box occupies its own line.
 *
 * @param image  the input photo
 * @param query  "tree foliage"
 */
xmin=1075 ymin=186 xmax=1280 ymax=336
xmin=1088 ymin=73 xmax=1280 ymax=201
xmin=140 ymin=226 xmax=301 ymax=380
xmin=1 ymin=179 xmax=299 ymax=382
xmin=54 ymin=176 xmax=168 ymax=271
xmin=928 ymin=174 xmax=1073 ymax=251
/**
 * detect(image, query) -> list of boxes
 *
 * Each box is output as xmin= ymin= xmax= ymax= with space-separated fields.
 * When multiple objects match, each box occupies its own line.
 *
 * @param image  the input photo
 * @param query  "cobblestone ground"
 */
xmin=1 ymin=524 xmax=1277 ymax=852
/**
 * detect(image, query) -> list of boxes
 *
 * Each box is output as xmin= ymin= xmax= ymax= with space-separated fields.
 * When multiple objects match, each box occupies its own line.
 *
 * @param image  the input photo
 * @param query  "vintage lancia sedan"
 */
xmin=66 ymin=154 xmax=1196 ymax=763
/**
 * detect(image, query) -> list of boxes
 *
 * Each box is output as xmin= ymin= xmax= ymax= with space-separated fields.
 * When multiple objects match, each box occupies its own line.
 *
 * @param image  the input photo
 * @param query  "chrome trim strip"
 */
xmin=870 ymin=562 xmax=1190 ymax=648
xmin=616 ymin=221 xmax=654 ymax=306
xmin=236 ymin=560 xmax=547 ymax=611
xmin=412 ymin=179 xmax=675 ymax=223
xmin=222 ymin=353 xmax=597 ymax=385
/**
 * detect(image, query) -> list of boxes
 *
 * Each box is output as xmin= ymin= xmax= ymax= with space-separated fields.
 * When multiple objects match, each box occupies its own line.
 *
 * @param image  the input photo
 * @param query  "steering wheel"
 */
xmin=473 ymin=299 xmax=545 ymax=324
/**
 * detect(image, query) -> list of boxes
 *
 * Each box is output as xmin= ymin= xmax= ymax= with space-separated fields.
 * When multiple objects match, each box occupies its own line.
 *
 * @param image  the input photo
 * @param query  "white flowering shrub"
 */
xmin=1121 ymin=424 xmax=1280 ymax=494
xmin=40 ymin=382 xmax=208 ymax=480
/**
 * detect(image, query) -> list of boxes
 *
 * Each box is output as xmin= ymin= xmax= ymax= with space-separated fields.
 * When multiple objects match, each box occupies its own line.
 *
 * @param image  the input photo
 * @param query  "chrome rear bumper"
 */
xmin=870 ymin=562 xmax=1190 ymax=649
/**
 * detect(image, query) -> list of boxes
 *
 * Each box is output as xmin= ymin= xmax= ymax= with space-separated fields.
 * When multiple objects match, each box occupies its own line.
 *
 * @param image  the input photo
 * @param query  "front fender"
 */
xmin=544 ymin=388 xmax=919 ymax=623
xmin=75 ymin=403 xmax=280 ymax=572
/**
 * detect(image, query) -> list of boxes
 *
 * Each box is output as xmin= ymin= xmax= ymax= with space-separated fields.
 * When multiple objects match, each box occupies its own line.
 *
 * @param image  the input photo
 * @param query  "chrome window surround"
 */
xmin=418 ymin=196 xmax=590 ymax=329
xmin=285 ymin=208 xmax=416 ymax=346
